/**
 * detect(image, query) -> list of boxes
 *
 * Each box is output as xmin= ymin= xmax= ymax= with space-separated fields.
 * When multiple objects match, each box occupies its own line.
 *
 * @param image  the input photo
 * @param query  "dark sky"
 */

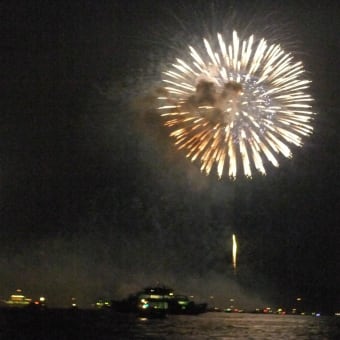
xmin=1 ymin=0 xmax=339 ymax=312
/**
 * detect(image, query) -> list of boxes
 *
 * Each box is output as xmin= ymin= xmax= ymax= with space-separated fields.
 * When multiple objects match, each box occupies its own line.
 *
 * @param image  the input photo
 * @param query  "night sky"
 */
xmin=1 ymin=1 xmax=339 ymax=312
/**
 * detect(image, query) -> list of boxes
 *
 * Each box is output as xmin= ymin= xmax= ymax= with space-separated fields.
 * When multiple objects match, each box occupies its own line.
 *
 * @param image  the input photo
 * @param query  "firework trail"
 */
xmin=232 ymin=234 xmax=237 ymax=273
xmin=158 ymin=31 xmax=315 ymax=179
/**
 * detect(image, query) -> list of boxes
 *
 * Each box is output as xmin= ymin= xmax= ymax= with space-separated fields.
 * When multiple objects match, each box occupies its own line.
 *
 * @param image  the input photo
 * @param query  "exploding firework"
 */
xmin=157 ymin=31 xmax=315 ymax=179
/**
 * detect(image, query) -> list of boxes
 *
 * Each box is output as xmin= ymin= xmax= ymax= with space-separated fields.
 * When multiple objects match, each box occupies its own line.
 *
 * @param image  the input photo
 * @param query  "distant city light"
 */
xmin=71 ymin=297 xmax=77 ymax=308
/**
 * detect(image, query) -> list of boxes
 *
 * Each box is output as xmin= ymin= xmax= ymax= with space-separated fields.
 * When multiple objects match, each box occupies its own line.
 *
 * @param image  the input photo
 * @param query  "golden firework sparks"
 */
xmin=158 ymin=31 xmax=315 ymax=179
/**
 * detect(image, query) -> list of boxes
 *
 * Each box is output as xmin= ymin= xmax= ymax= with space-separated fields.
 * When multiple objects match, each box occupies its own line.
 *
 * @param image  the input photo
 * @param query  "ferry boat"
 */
xmin=111 ymin=286 xmax=169 ymax=318
xmin=111 ymin=286 xmax=207 ymax=317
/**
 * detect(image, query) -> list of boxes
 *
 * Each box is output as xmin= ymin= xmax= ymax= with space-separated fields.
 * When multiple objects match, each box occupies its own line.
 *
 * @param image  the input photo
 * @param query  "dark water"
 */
xmin=0 ymin=309 xmax=339 ymax=339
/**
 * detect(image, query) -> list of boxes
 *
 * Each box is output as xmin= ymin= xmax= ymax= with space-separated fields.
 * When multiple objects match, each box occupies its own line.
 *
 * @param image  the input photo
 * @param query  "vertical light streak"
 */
xmin=232 ymin=233 xmax=237 ymax=274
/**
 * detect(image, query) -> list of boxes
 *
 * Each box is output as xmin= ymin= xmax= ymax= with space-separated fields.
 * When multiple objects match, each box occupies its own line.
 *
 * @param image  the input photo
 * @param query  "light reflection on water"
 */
xmin=129 ymin=313 xmax=339 ymax=339
xmin=1 ymin=309 xmax=339 ymax=339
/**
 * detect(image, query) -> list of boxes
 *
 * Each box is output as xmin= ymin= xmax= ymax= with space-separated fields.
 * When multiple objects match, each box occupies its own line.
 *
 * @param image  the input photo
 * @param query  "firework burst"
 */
xmin=157 ymin=31 xmax=315 ymax=179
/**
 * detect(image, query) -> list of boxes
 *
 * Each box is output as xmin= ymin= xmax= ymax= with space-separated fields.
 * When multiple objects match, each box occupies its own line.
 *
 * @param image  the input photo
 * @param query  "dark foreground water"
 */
xmin=0 ymin=309 xmax=339 ymax=339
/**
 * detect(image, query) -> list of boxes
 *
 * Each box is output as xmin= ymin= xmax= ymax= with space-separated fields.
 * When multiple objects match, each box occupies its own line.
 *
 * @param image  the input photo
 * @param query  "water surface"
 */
xmin=0 ymin=309 xmax=339 ymax=339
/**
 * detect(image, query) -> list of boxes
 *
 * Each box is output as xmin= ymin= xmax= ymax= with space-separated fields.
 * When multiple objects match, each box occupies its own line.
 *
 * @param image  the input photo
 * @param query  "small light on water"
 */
xmin=312 ymin=312 xmax=321 ymax=317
